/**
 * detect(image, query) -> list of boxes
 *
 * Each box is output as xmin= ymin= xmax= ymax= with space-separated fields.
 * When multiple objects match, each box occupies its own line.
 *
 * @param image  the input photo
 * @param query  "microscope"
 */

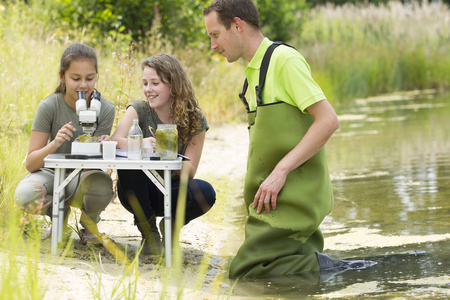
xmin=76 ymin=90 xmax=101 ymax=136
xmin=71 ymin=91 xmax=102 ymax=155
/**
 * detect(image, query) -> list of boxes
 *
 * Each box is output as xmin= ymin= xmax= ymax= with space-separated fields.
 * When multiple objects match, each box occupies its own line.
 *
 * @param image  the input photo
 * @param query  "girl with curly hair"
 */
xmin=111 ymin=54 xmax=216 ymax=256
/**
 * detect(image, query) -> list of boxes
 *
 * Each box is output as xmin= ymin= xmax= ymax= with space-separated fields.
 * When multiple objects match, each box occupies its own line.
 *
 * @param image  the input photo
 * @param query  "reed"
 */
xmin=296 ymin=1 xmax=450 ymax=103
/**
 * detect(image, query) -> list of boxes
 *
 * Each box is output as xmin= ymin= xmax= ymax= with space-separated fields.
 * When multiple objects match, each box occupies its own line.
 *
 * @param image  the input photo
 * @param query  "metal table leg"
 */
xmin=164 ymin=169 xmax=172 ymax=267
xmin=51 ymin=168 xmax=64 ymax=254
xmin=51 ymin=168 xmax=81 ymax=254
xmin=142 ymin=169 xmax=172 ymax=267
xmin=57 ymin=169 xmax=66 ymax=243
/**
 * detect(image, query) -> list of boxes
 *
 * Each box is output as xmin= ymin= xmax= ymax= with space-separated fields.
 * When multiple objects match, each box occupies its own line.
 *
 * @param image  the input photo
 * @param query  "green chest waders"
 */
xmin=228 ymin=43 xmax=334 ymax=278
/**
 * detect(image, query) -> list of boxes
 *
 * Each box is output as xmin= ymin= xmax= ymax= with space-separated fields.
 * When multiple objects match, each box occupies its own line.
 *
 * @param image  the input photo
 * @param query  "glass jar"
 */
xmin=155 ymin=124 xmax=178 ymax=160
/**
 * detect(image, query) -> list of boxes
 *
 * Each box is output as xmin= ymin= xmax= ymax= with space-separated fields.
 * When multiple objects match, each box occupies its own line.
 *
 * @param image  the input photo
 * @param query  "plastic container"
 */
xmin=143 ymin=142 xmax=154 ymax=159
xmin=102 ymin=141 xmax=117 ymax=160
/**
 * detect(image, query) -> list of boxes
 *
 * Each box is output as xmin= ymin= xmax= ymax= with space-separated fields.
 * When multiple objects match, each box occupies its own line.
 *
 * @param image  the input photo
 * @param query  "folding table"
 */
xmin=44 ymin=153 xmax=182 ymax=267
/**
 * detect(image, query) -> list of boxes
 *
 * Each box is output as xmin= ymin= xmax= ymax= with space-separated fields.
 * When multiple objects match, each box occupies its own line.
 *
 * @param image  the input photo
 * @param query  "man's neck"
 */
xmin=242 ymin=31 xmax=265 ymax=62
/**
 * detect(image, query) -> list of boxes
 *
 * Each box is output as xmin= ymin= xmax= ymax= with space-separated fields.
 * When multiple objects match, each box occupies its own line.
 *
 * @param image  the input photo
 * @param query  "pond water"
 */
xmin=226 ymin=92 xmax=450 ymax=299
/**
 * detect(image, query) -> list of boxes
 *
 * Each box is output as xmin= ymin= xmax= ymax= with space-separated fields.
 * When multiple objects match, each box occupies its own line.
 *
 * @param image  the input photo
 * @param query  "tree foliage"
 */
xmin=44 ymin=0 xmax=309 ymax=47
xmin=46 ymin=0 xmax=210 ymax=47
xmin=256 ymin=0 xmax=309 ymax=41
xmin=27 ymin=0 xmax=447 ymax=49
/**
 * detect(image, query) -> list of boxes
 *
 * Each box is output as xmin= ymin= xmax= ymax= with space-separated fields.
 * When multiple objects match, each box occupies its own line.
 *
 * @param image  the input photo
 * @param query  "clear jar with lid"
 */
xmin=155 ymin=124 xmax=178 ymax=160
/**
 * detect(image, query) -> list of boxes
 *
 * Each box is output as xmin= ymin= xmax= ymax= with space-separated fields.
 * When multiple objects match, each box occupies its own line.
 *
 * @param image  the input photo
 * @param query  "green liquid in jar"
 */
xmin=156 ymin=125 xmax=178 ymax=160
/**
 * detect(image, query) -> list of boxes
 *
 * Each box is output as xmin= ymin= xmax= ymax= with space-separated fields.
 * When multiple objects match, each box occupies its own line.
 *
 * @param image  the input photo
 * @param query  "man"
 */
xmin=204 ymin=0 xmax=374 ymax=279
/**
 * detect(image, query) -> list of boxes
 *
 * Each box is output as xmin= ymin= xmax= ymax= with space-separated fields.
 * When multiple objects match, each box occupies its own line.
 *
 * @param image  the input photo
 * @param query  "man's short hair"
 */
xmin=203 ymin=0 xmax=260 ymax=30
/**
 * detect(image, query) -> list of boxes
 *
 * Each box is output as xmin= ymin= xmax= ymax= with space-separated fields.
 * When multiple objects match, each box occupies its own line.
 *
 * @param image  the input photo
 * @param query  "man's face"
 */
xmin=205 ymin=11 xmax=241 ymax=63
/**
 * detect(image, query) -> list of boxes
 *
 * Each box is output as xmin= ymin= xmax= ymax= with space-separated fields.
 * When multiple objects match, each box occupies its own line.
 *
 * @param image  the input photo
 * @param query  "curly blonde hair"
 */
xmin=141 ymin=54 xmax=203 ymax=146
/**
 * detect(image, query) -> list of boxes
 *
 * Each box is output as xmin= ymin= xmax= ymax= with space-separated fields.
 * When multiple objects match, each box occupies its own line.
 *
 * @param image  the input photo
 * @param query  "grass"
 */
xmin=296 ymin=1 xmax=450 ymax=103
xmin=0 ymin=0 xmax=449 ymax=298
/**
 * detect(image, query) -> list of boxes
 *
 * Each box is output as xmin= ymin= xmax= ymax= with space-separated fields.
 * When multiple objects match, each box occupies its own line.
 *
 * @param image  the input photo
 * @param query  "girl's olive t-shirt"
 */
xmin=32 ymin=93 xmax=115 ymax=153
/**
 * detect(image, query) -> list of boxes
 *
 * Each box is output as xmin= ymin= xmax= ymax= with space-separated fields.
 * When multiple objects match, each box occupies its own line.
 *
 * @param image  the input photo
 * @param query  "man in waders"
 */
xmin=203 ymin=0 xmax=376 ymax=280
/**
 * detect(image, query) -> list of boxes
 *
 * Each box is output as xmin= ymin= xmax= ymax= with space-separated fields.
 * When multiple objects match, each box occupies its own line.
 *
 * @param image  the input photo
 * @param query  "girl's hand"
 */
xmin=54 ymin=122 xmax=75 ymax=148
xmin=98 ymin=135 xmax=110 ymax=142
xmin=143 ymin=137 xmax=156 ymax=149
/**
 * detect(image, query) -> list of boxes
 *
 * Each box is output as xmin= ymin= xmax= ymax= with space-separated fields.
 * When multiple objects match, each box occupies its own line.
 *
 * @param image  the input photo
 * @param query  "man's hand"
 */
xmin=252 ymin=170 xmax=287 ymax=214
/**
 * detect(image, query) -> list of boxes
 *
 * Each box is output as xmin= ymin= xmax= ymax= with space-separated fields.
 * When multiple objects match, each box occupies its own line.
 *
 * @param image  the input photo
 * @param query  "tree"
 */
xmin=256 ymin=0 xmax=309 ymax=42
xmin=46 ymin=0 xmax=309 ymax=47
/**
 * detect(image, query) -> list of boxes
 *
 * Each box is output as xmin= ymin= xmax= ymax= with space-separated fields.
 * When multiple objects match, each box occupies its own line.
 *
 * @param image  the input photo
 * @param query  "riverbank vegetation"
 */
xmin=1 ymin=0 xmax=449 ymax=298
xmin=297 ymin=1 xmax=450 ymax=104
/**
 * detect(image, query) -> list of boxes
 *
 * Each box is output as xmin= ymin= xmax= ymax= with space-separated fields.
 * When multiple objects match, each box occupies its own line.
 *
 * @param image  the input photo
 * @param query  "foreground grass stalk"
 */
xmin=1 ymin=216 xmax=45 ymax=299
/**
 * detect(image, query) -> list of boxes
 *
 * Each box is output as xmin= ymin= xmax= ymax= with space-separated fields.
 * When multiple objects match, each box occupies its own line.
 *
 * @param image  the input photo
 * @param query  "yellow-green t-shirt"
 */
xmin=244 ymin=38 xmax=326 ymax=112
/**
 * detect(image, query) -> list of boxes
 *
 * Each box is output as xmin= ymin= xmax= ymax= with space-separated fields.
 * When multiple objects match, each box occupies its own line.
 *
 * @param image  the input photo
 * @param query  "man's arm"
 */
xmin=253 ymin=99 xmax=339 ymax=214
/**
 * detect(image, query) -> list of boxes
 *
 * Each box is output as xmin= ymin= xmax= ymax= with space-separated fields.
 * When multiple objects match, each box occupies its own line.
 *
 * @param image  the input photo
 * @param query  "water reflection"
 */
xmin=228 ymin=93 xmax=450 ymax=298
xmin=328 ymin=94 xmax=449 ymax=235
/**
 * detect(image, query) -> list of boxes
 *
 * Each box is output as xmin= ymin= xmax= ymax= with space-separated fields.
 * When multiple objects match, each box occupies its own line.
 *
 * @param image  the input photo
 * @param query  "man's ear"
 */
xmin=233 ymin=17 xmax=244 ymax=32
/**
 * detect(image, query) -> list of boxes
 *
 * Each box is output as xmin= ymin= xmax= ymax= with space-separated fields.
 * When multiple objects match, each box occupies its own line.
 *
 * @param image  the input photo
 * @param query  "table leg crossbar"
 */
xmin=51 ymin=167 xmax=174 ymax=267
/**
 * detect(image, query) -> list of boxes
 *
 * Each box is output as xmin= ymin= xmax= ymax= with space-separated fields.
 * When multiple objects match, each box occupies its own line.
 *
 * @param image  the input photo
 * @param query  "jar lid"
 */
xmin=157 ymin=124 xmax=176 ymax=129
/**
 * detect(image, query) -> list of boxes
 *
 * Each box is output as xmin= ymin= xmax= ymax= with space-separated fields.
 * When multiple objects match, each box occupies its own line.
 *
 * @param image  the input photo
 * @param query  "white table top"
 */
xmin=44 ymin=153 xmax=182 ymax=170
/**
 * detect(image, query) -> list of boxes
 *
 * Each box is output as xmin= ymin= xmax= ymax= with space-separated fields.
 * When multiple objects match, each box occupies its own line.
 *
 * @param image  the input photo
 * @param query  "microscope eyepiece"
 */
xmin=77 ymin=91 xmax=86 ymax=100
xmin=91 ymin=90 xmax=101 ymax=100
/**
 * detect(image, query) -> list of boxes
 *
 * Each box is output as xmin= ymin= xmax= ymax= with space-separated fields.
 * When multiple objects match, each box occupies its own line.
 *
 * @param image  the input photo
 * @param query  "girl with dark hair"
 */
xmin=15 ymin=43 xmax=116 ymax=246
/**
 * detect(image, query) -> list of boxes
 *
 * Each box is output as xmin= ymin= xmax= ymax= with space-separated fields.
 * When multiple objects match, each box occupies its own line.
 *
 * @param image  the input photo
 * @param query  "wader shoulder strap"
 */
xmin=239 ymin=41 xmax=290 ymax=111
xmin=239 ymin=80 xmax=250 ymax=111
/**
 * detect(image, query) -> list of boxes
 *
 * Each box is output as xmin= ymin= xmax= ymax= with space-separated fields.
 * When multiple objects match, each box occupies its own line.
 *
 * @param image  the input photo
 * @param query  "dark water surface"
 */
xmin=227 ymin=92 xmax=450 ymax=299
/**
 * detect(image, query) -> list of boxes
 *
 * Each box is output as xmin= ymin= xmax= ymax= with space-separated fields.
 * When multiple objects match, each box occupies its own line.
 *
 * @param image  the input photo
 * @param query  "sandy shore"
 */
xmin=36 ymin=123 xmax=250 ymax=299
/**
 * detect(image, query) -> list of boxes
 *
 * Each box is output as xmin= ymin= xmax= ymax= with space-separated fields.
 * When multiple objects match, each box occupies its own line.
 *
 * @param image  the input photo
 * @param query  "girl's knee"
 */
xmin=81 ymin=172 xmax=113 ymax=194
xmin=15 ymin=171 xmax=53 ymax=208
xmin=192 ymin=180 xmax=216 ymax=206
xmin=15 ymin=181 xmax=45 ymax=207
xmin=14 ymin=182 xmax=51 ymax=215
xmin=188 ymin=179 xmax=216 ymax=211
